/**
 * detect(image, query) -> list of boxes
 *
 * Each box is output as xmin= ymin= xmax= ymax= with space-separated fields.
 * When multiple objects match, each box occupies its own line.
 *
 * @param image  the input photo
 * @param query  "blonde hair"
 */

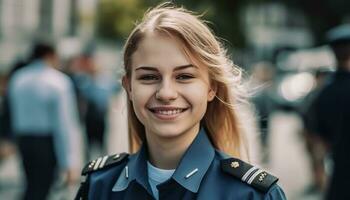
xmin=123 ymin=3 xmax=248 ymax=158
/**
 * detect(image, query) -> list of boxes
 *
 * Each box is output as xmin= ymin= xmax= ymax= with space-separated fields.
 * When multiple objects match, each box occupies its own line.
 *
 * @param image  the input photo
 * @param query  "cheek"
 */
xmin=182 ymin=83 xmax=210 ymax=108
xmin=130 ymin=88 xmax=148 ymax=124
xmin=132 ymin=83 xmax=154 ymax=95
xmin=131 ymin=84 xmax=155 ymax=110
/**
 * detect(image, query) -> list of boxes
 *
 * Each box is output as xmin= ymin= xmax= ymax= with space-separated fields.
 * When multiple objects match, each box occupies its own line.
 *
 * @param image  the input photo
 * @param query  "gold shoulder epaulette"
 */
xmin=221 ymin=158 xmax=278 ymax=193
xmin=82 ymin=153 xmax=128 ymax=175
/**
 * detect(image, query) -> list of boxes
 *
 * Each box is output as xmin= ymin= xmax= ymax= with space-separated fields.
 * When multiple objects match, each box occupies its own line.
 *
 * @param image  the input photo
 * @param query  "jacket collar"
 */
xmin=112 ymin=127 xmax=215 ymax=194
xmin=112 ymin=143 xmax=152 ymax=195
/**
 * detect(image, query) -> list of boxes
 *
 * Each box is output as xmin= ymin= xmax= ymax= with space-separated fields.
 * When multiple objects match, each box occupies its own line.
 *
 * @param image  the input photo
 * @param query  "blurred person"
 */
xmin=298 ymin=68 xmax=331 ymax=194
xmin=0 ymin=60 xmax=31 ymax=141
xmin=250 ymin=62 xmax=276 ymax=163
xmin=311 ymin=24 xmax=350 ymax=200
xmin=68 ymin=46 xmax=121 ymax=159
xmin=0 ymin=60 xmax=31 ymax=163
xmin=75 ymin=4 xmax=286 ymax=200
xmin=0 ymin=74 xmax=16 ymax=161
xmin=8 ymin=42 xmax=81 ymax=200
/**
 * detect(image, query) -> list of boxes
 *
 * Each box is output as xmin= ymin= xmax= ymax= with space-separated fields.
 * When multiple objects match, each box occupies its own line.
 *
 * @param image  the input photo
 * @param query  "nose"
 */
xmin=155 ymin=79 xmax=178 ymax=102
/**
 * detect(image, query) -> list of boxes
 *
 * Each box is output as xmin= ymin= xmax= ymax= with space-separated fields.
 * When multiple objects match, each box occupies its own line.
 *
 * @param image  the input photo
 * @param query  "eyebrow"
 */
xmin=135 ymin=64 xmax=196 ymax=72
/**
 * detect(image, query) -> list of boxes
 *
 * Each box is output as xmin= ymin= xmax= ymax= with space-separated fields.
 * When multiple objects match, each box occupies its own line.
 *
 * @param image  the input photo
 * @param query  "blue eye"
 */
xmin=177 ymin=74 xmax=194 ymax=80
xmin=139 ymin=74 xmax=159 ymax=81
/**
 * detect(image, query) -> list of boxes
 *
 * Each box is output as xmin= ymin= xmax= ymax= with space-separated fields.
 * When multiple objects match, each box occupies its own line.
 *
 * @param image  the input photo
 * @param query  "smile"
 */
xmin=153 ymin=109 xmax=183 ymax=115
xmin=148 ymin=107 xmax=188 ymax=118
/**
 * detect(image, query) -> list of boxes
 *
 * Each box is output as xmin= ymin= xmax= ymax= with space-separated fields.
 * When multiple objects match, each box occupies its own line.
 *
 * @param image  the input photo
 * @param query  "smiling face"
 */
xmin=124 ymin=32 xmax=216 ymax=141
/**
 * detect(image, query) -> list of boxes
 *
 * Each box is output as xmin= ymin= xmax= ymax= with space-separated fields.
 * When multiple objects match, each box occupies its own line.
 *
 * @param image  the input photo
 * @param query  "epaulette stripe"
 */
xmin=242 ymin=167 xmax=258 ymax=182
xmin=221 ymin=158 xmax=279 ymax=193
xmin=93 ymin=157 xmax=102 ymax=170
xmin=245 ymin=168 xmax=259 ymax=183
xmin=99 ymin=156 xmax=108 ymax=169
xmin=81 ymin=153 xmax=128 ymax=175
xmin=248 ymin=169 xmax=264 ymax=184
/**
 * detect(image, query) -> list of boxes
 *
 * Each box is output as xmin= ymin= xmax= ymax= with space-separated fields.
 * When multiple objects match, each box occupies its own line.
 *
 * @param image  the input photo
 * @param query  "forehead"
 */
xmin=131 ymin=33 xmax=191 ymax=69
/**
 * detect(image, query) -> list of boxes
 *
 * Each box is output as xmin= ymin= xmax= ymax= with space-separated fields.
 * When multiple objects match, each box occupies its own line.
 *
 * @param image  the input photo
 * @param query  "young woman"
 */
xmin=75 ymin=3 xmax=286 ymax=200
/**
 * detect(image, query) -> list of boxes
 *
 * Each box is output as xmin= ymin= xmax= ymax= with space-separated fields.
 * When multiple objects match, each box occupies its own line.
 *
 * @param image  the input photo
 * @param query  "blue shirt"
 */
xmin=9 ymin=60 xmax=81 ymax=169
xmin=147 ymin=161 xmax=175 ymax=199
xmin=73 ymin=72 xmax=120 ymax=114
xmin=86 ymin=128 xmax=286 ymax=199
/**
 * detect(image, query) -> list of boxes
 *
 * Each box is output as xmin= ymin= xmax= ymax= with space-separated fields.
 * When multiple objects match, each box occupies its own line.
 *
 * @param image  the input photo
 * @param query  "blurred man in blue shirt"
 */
xmin=9 ymin=42 xmax=81 ymax=200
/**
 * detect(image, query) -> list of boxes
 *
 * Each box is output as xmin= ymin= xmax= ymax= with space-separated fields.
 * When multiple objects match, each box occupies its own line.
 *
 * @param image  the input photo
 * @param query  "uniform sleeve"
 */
xmin=52 ymin=79 xmax=82 ymax=170
xmin=264 ymin=185 xmax=287 ymax=200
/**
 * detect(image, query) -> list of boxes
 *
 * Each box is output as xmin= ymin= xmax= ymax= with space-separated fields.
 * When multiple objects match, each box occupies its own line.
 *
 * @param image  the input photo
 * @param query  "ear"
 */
xmin=122 ymin=76 xmax=132 ymax=100
xmin=207 ymin=82 xmax=217 ymax=102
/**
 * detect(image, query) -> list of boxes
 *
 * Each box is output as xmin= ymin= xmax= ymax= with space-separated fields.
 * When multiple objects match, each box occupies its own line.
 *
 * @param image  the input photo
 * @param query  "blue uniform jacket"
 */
xmin=79 ymin=128 xmax=286 ymax=200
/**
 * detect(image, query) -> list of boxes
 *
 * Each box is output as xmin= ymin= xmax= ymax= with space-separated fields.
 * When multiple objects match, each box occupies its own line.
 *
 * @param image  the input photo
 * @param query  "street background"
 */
xmin=1 ymin=0 xmax=350 ymax=199
xmin=0 ymin=108 xmax=322 ymax=200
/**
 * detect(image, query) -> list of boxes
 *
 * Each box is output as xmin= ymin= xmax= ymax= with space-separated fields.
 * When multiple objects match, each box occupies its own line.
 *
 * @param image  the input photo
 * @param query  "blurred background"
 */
xmin=0 ymin=0 xmax=349 ymax=199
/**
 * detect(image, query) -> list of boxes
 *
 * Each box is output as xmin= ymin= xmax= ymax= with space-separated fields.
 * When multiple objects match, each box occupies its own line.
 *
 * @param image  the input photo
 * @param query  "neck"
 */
xmin=146 ymin=125 xmax=200 ymax=169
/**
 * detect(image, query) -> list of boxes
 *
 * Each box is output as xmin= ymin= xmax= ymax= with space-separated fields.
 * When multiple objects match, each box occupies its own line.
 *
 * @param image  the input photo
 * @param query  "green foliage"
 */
xmin=97 ymin=0 xmax=147 ymax=40
xmin=96 ymin=0 xmax=248 ymax=47
xmin=174 ymin=0 xmax=247 ymax=48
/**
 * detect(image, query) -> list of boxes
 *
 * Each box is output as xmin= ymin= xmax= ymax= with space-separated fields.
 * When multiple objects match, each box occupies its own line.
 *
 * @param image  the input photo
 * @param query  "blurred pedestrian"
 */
xmin=311 ymin=24 xmax=350 ymax=200
xmin=76 ymin=3 xmax=286 ymax=200
xmin=0 ymin=74 xmax=16 ymax=161
xmin=250 ymin=62 xmax=276 ymax=163
xmin=67 ymin=46 xmax=120 ymax=159
xmin=299 ymin=68 xmax=331 ymax=194
xmin=8 ymin=42 xmax=81 ymax=200
xmin=0 ymin=59 xmax=30 ymax=141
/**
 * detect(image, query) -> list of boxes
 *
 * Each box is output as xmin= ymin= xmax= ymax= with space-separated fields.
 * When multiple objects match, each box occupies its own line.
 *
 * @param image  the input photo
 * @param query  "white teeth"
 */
xmin=156 ymin=109 xmax=183 ymax=115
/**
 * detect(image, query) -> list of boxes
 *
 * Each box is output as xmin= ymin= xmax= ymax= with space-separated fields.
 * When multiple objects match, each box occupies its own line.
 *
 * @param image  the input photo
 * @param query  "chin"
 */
xmin=149 ymin=123 xmax=199 ymax=140
xmin=154 ymin=126 xmax=184 ymax=138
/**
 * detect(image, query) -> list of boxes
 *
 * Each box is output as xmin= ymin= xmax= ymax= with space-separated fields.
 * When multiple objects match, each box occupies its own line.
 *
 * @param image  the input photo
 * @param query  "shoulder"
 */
xmin=198 ymin=152 xmax=286 ymax=199
xmin=40 ymin=69 xmax=76 ymax=97
xmin=76 ymin=153 xmax=129 ymax=200
xmin=82 ymin=153 xmax=129 ymax=176
xmin=215 ymin=152 xmax=281 ymax=195
xmin=9 ymin=67 xmax=31 ymax=87
xmin=45 ymin=69 xmax=72 ymax=87
xmin=82 ymin=153 xmax=129 ymax=191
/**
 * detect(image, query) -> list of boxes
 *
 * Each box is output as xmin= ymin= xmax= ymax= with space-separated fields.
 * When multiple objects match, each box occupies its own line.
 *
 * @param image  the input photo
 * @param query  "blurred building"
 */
xmin=240 ymin=2 xmax=338 ymax=110
xmin=0 ymin=0 xmax=98 ymax=72
xmin=242 ymin=2 xmax=313 ymax=61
